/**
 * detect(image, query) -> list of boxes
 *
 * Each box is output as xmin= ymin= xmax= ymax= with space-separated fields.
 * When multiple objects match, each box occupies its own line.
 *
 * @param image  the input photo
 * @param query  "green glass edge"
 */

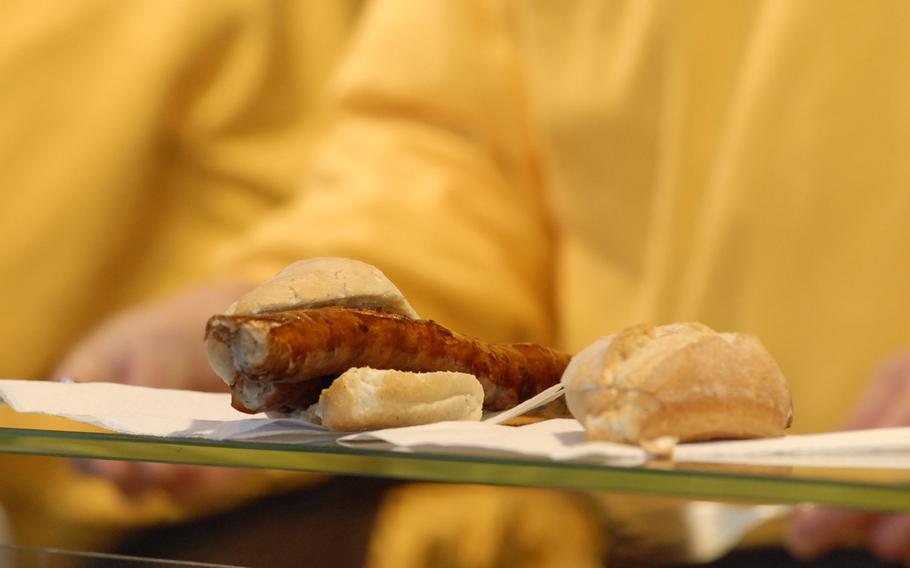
xmin=0 ymin=427 xmax=907 ymax=511
xmin=1 ymin=544 xmax=238 ymax=567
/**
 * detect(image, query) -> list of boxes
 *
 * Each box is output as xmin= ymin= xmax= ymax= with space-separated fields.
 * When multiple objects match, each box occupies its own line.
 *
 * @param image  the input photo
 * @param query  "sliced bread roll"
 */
xmin=320 ymin=367 xmax=484 ymax=431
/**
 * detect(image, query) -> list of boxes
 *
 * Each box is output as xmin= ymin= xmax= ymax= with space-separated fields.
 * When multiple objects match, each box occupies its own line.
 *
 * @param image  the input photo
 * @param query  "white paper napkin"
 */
xmin=0 ymin=379 xmax=647 ymax=462
xmin=0 ymin=379 xmax=339 ymax=443
xmin=674 ymin=427 xmax=910 ymax=468
xmin=1 ymin=379 xmax=909 ymax=468
xmin=339 ymin=418 xmax=648 ymax=464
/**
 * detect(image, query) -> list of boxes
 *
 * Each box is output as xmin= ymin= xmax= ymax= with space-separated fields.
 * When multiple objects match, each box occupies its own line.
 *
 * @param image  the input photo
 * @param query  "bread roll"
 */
xmin=561 ymin=323 xmax=792 ymax=446
xmin=226 ymin=257 xmax=419 ymax=318
xmin=319 ymin=367 xmax=484 ymax=431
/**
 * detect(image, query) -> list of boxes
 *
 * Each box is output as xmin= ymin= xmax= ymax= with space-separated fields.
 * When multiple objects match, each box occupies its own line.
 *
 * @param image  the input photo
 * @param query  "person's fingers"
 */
xmin=59 ymin=315 xmax=212 ymax=390
xmin=876 ymin=383 xmax=910 ymax=428
xmin=52 ymin=280 xmax=253 ymax=389
xmin=785 ymin=506 xmax=877 ymax=560
xmin=143 ymin=464 xmax=249 ymax=502
xmin=867 ymin=513 xmax=910 ymax=563
xmin=78 ymin=460 xmax=197 ymax=499
xmin=117 ymin=335 xmax=171 ymax=387
xmin=843 ymin=351 xmax=910 ymax=429
xmin=119 ymin=314 xmax=222 ymax=391
xmin=74 ymin=460 xmax=149 ymax=498
xmin=843 ymin=355 xmax=910 ymax=430
xmin=51 ymin=333 xmax=126 ymax=382
xmin=75 ymin=459 xmax=132 ymax=480
xmin=84 ymin=459 xmax=250 ymax=502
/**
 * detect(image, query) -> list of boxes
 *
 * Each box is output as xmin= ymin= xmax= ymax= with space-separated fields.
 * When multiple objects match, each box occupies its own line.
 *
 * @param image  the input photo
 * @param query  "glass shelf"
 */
xmin=0 ymin=425 xmax=908 ymax=512
xmin=0 ymin=544 xmax=240 ymax=567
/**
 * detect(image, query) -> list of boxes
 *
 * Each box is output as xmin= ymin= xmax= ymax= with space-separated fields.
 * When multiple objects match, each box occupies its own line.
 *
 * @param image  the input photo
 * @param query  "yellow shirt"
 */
xmin=0 ymin=0 xmax=359 ymax=379
xmin=0 ymin=0 xmax=359 ymax=549
xmin=225 ymin=0 xmax=910 ymax=436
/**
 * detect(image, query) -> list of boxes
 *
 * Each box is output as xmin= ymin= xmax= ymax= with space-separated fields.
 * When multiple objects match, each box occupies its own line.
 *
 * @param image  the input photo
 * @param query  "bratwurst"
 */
xmin=206 ymin=306 xmax=571 ymax=414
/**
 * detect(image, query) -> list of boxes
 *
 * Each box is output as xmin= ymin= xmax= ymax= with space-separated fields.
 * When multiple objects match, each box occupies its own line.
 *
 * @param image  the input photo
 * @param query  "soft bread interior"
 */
xmin=206 ymin=332 xmax=237 ymax=386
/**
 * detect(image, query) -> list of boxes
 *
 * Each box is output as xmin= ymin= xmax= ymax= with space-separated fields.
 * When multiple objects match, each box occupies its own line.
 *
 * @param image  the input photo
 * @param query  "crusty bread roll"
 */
xmin=561 ymin=323 xmax=792 ymax=447
xmin=319 ymin=367 xmax=484 ymax=431
xmin=226 ymin=257 xmax=419 ymax=318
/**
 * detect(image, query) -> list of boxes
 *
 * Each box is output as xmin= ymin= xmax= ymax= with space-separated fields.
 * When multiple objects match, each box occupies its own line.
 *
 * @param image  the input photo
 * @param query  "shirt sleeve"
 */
xmin=213 ymin=0 xmax=556 ymax=344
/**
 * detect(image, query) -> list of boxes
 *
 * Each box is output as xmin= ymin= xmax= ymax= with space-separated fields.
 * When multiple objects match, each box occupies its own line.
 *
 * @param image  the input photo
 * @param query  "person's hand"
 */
xmin=52 ymin=280 xmax=257 ymax=502
xmin=785 ymin=350 xmax=910 ymax=565
xmin=52 ymin=280 xmax=253 ymax=391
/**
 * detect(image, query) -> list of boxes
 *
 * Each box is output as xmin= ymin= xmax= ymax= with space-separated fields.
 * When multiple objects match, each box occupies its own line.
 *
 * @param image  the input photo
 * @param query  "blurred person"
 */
xmin=22 ymin=0 xmax=910 ymax=566
xmin=0 ymin=0 xmax=362 ymax=558
xmin=189 ymin=1 xmax=907 ymax=566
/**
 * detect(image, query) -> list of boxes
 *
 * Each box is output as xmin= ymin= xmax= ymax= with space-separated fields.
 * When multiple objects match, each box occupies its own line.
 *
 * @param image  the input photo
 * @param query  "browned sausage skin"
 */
xmin=206 ymin=306 xmax=570 ymax=414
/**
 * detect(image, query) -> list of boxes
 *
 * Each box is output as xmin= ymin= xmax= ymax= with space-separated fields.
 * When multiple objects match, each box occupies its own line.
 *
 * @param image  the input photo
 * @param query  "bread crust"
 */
xmin=226 ymin=257 xmax=418 ymax=319
xmin=319 ymin=367 xmax=483 ymax=431
xmin=562 ymin=323 xmax=792 ymax=445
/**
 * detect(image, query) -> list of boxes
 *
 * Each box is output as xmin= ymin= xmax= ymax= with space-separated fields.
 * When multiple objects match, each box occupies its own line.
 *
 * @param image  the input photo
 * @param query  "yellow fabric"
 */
xmin=3 ymin=0 xmax=908 ymax=561
xmin=0 ymin=0 xmax=359 ymax=549
xmin=224 ymin=0 xmax=910 ymax=436
xmin=215 ymin=5 xmax=910 ymax=560
xmin=0 ymin=0 xmax=359 ymax=379
xmin=367 ymin=484 xmax=605 ymax=568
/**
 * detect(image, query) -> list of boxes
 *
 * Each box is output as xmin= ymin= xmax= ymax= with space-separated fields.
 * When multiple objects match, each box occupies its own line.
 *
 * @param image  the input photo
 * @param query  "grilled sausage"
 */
xmin=206 ymin=306 xmax=570 ymax=413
